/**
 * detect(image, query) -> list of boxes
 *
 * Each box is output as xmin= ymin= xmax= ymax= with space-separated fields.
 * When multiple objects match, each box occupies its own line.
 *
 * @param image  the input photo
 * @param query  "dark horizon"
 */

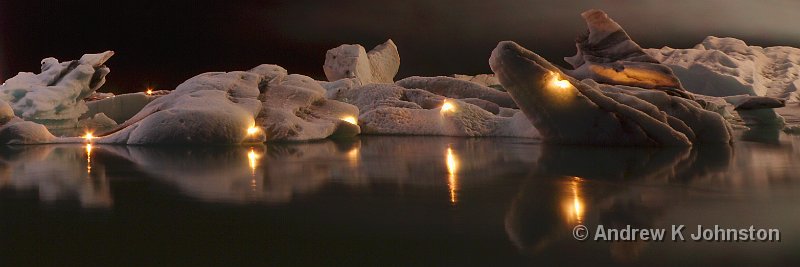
xmin=2 ymin=0 xmax=799 ymax=94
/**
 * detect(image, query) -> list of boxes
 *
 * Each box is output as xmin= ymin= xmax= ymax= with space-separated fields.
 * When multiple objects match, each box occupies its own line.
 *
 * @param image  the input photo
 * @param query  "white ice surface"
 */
xmin=0 ymin=51 xmax=114 ymax=129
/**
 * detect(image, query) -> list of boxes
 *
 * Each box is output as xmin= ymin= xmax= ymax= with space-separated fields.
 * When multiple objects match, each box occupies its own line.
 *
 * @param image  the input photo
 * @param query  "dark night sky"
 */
xmin=2 ymin=0 xmax=799 ymax=94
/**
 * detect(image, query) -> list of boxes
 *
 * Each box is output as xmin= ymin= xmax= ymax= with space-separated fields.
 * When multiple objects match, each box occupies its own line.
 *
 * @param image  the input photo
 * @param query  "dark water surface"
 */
xmin=1 ymin=131 xmax=799 ymax=266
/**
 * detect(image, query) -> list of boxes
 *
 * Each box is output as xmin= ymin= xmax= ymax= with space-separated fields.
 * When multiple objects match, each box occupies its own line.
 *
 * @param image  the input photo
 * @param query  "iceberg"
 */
xmin=489 ymin=41 xmax=732 ymax=146
xmin=564 ymin=10 xmax=691 ymax=99
xmin=252 ymin=64 xmax=360 ymax=141
xmin=0 ymin=51 xmax=114 ymax=129
xmin=323 ymin=39 xmax=399 ymax=85
xmin=328 ymin=82 xmax=538 ymax=138
xmin=92 ymin=64 xmax=359 ymax=144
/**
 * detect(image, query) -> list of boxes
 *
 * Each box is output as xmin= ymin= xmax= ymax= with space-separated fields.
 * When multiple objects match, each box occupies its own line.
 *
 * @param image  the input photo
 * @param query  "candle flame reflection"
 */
xmin=563 ymin=176 xmax=585 ymax=224
xmin=446 ymin=147 xmax=459 ymax=204
xmin=85 ymin=143 xmax=93 ymax=174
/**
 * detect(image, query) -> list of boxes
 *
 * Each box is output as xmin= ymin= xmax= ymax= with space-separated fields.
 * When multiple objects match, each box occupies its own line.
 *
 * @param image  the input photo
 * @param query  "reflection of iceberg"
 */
xmin=505 ymin=144 xmax=733 ymax=260
xmin=95 ymin=137 xmax=537 ymax=205
xmin=0 ymin=145 xmax=112 ymax=208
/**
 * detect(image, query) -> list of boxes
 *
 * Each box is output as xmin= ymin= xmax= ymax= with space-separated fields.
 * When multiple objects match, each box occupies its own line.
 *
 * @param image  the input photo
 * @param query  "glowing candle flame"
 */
xmin=342 ymin=116 xmax=358 ymax=125
xmin=441 ymin=100 xmax=456 ymax=113
xmin=83 ymin=132 xmax=95 ymax=141
xmin=446 ymin=147 xmax=459 ymax=204
xmin=246 ymin=126 xmax=260 ymax=136
xmin=550 ymin=72 xmax=571 ymax=89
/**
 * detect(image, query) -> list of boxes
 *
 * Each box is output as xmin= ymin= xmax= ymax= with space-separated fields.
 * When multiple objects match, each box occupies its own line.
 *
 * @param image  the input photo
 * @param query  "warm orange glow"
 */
xmin=247 ymin=148 xmax=260 ymax=175
xmin=441 ymin=100 xmax=456 ymax=113
xmin=342 ymin=116 xmax=358 ymax=125
xmin=83 ymin=132 xmax=95 ymax=141
xmin=563 ymin=176 xmax=585 ymax=224
xmin=550 ymin=72 xmax=571 ymax=89
xmin=347 ymin=147 xmax=359 ymax=166
xmin=246 ymin=126 xmax=260 ymax=136
xmin=85 ymin=143 xmax=93 ymax=174
xmin=446 ymin=147 xmax=459 ymax=204
xmin=146 ymin=88 xmax=154 ymax=95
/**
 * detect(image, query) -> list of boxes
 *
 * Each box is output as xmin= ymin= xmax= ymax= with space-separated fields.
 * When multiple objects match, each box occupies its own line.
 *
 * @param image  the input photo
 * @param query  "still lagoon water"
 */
xmin=1 ymin=130 xmax=799 ymax=266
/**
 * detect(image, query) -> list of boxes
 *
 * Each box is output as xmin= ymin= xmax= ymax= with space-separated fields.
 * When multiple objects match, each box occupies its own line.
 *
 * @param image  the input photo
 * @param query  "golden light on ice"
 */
xmin=446 ymin=147 xmax=459 ymax=204
xmin=550 ymin=72 xmax=571 ymax=89
xmin=342 ymin=116 xmax=358 ymax=125
xmin=146 ymin=88 xmax=154 ymax=95
xmin=563 ymin=176 xmax=585 ymax=224
xmin=246 ymin=126 xmax=260 ymax=136
xmin=440 ymin=100 xmax=456 ymax=113
xmin=83 ymin=131 xmax=95 ymax=141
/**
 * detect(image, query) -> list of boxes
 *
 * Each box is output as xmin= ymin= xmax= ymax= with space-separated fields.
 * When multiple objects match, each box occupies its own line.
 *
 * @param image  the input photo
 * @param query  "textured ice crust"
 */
xmin=94 ymin=65 xmax=359 ymax=144
xmin=564 ymin=10 xmax=690 ymax=99
xmin=327 ymin=82 xmax=538 ymax=138
xmin=323 ymin=39 xmax=399 ymax=85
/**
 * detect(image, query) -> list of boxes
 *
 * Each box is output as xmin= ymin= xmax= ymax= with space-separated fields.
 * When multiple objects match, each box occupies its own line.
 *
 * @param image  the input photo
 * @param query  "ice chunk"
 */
xmin=0 ymin=51 xmax=114 ymax=129
xmin=329 ymin=83 xmax=538 ymax=138
xmin=97 ymin=70 xmax=265 ymax=144
xmin=323 ymin=39 xmax=399 ymax=85
xmin=0 ymin=120 xmax=57 ymax=144
xmin=255 ymin=65 xmax=361 ymax=141
xmin=396 ymin=76 xmax=518 ymax=108
xmin=646 ymin=36 xmax=800 ymax=99
xmin=564 ymin=10 xmax=690 ymax=99
xmin=93 ymin=65 xmax=360 ymax=144
xmin=725 ymin=95 xmax=786 ymax=110
xmin=490 ymin=41 xmax=732 ymax=146
xmin=77 ymin=113 xmax=118 ymax=130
